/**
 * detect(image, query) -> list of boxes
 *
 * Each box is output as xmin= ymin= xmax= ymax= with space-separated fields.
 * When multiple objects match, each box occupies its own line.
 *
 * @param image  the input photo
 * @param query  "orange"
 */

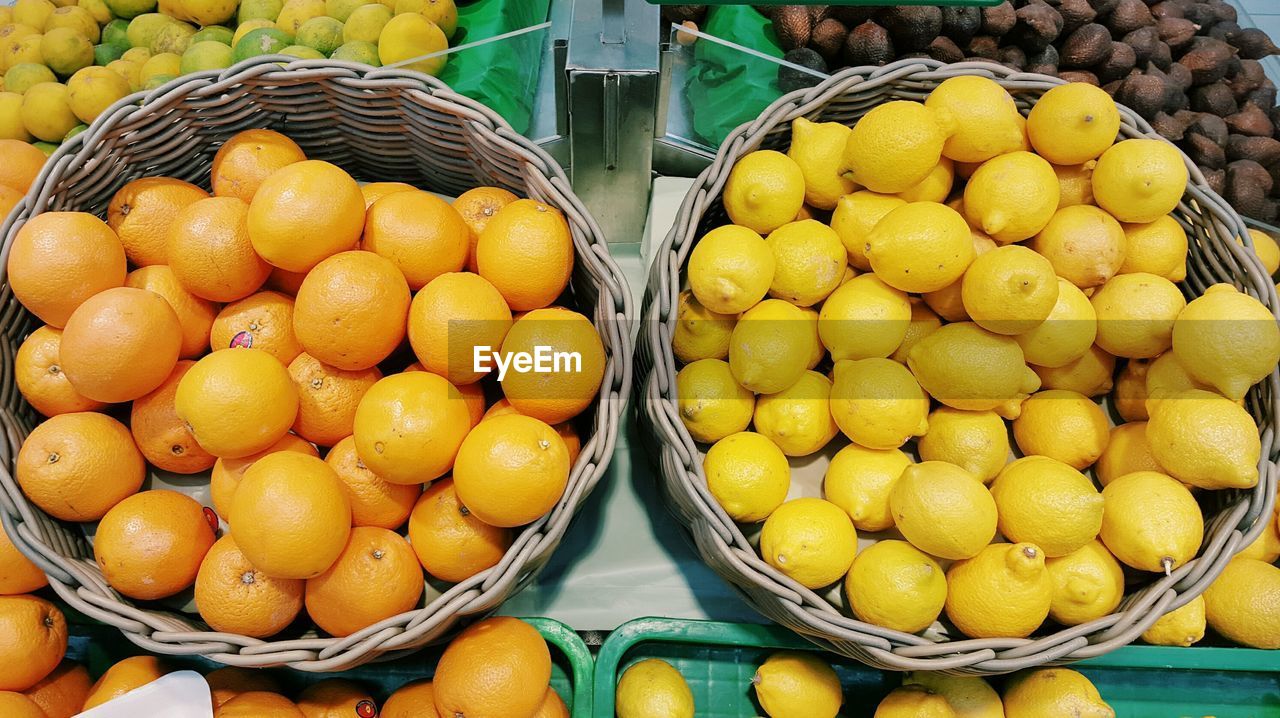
xmin=293 ymin=250 xmax=410 ymax=371
xmin=130 ymin=360 xmax=217 ymax=474
xmin=14 ymin=325 xmax=105 ymax=417
xmin=325 ymin=435 xmax=419 ymax=530
xmin=230 ymin=452 xmax=352 ymax=579
xmin=16 ymin=412 xmax=144 ymax=522
xmin=175 ymin=348 xmax=300 ymax=458
xmin=432 ymin=617 xmax=551 ymax=718
xmin=535 ymin=689 xmax=569 ymax=718
xmin=454 ymin=186 xmax=518 ymax=273
xmin=453 ymin=414 xmax=570 ymax=528
xmin=481 ymin=398 xmax=581 ymax=466
xmin=0 ymin=691 xmax=47 ymax=718
xmin=248 ymin=160 xmax=365 ymax=272
xmin=362 ymin=190 xmax=469 ymax=290
xmin=210 ymin=433 xmax=318 ymax=520
xmin=408 ymin=272 xmax=513 ymax=385
xmin=458 ymin=381 xmax=486 ymax=427
xmin=94 ymin=489 xmax=216 ymax=600
xmin=59 ymin=286 xmax=182 ymax=403
xmin=360 ymin=181 xmax=415 ymax=209
xmin=0 ymin=185 xmax=23 ymax=222
xmin=297 ymin=679 xmax=377 ymax=718
xmin=205 ymin=667 xmax=283 ymax=709
xmin=265 ymin=266 xmax=308 ymax=296
xmin=107 ymin=177 xmax=209 ymax=266
xmin=0 ymin=595 xmax=66 ymax=691
xmin=168 ymin=196 xmax=272 ymax=302
xmin=498 ymin=307 xmax=606 ymax=424
xmin=305 ymin=526 xmax=423 ymax=637
xmin=352 ymin=372 xmax=471 ymax=485
xmin=82 ymin=656 xmax=169 ymax=711
xmin=407 ymin=478 xmax=510 ymax=583
xmin=0 ymin=520 xmax=45 ymax=595
xmin=23 ymin=660 xmax=91 ymax=718
xmin=194 ymin=535 xmax=304 ymax=639
xmin=382 ymin=680 xmax=438 ymax=718
xmin=288 ymin=353 xmax=381 ymax=448
xmin=0 ymin=139 xmax=46 ymax=193
xmin=125 ymin=265 xmax=219 ymax=359
xmin=215 ymin=691 xmax=304 ymax=718
xmin=210 ymin=291 xmax=303 ymax=363
xmin=212 ymin=129 xmax=306 ymax=204
xmin=476 ymin=199 xmax=573 ymax=311
xmin=6 ymin=211 xmax=126 ymax=327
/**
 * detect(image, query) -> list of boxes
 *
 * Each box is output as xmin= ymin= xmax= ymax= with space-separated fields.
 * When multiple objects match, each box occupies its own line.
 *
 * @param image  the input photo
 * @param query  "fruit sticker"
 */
xmin=202 ymin=506 xmax=219 ymax=534
xmin=354 ymin=699 xmax=377 ymax=717
xmin=228 ymin=330 xmax=253 ymax=349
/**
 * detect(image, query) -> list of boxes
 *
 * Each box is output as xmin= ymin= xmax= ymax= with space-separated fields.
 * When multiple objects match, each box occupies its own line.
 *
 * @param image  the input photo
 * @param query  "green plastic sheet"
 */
xmin=685 ymin=6 xmax=785 ymax=147
xmin=440 ymin=0 xmax=551 ymax=136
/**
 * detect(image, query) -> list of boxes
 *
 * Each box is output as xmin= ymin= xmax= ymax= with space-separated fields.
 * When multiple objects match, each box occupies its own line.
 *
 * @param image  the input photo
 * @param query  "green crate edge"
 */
xmin=528 ymin=616 xmax=596 ymax=717
xmin=647 ymin=1 xmax=1003 ymax=6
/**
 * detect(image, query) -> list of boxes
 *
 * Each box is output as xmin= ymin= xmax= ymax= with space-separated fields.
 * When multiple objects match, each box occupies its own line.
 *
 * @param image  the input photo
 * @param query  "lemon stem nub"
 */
xmin=1162 ymin=556 xmax=1173 ymax=576
xmin=1022 ymin=546 xmax=1037 ymax=559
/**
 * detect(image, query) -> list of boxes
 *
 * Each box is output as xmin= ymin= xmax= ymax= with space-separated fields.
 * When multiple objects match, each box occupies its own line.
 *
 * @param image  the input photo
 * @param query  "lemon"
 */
xmin=238 ymin=0 xmax=283 ymax=21
xmin=1034 ymin=344 xmax=1115 ymax=397
xmin=331 ymin=40 xmax=379 ymax=64
xmin=40 ymin=26 xmax=93 ymax=76
xmin=798 ymin=305 xmax=823 ymax=371
xmin=753 ymin=651 xmax=843 ymax=718
xmin=0 ymin=92 xmax=29 ymax=140
xmin=125 ymin=13 xmax=170 ymax=49
xmin=65 ymin=65 xmax=129 ymax=124
xmin=830 ymin=357 xmax=929 ymax=450
xmin=703 ymin=431 xmax=789 ymax=523
xmin=0 ymin=6 xmax=10 ymax=22
xmin=865 ymin=201 xmax=974 ymax=293
xmin=46 ymin=6 xmax=98 ymax=42
xmin=1026 ymin=83 xmax=1121 ymax=165
xmin=760 ymin=497 xmax=857 ymax=589
xmin=903 ymin=674 xmax=1003 ymax=718
xmin=149 ymin=21 xmax=195 ymax=56
xmin=1144 ymin=351 xmax=1211 ymax=407
xmin=1203 ymin=558 xmax=1280 ymax=649
xmin=1145 ymin=388 xmax=1260 ymax=490
xmin=964 ymin=151 xmax=1059 ymax=244
xmin=142 ymin=73 xmax=174 ymax=90
xmin=1172 ymin=283 xmax=1280 ymax=401
xmin=1244 ymin=228 xmax=1280 ymax=276
xmin=925 ymin=75 xmax=1024 ymax=163
xmin=991 ymin=455 xmax=1102 ymax=556
xmin=138 ymin=51 xmax=179 ymax=84
xmin=232 ymin=19 xmax=275 ymax=47
xmin=818 ymin=273 xmax=910 ymax=361
xmin=889 ymin=461 xmax=996 ymax=560
xmin=728 ymin=299 xmax=814 ymax=394
xmin=899 ymin=157 xmax=954 ymax=204
xmin=1045 ymin=539 xmax=1124 ymax=626
xmin=672 ymin=290 xmax=735 ymax=364
xmin=891 ymin=300 xmax=942 ymax=364
xmin=1095 ymin=422 xmax=1162 ymax=486
xmin=1091 ymin=272 xmax=1186 ymax=359
xmin=823 ymin=444 xmax=911 ymax=532
xmin=922 ymin=230 xmax=997 ymax=322
xmin=845 ymin=540 xmax=946 ymax=634
xmin=765 ymin=219 xmax=845 ymax=306
xmin=722 ymin=149 xmax=805 ymax=235
xmin=1092 ymin=138 xmax=1188 ymax=223
xmin=1012 ymin=389 xmax=1109 ymax=470
xmin=4 ymin=63 xmax=56 ymax=94
xmin=687 ymin=224 xmax=774 ymax=315
xmin=1033 ymin=207 xmax=1127 ymax=291
xmin=787 ymin=117 xmax=854 ymax=210
xmin=917 ymin=408 xmax=1009 ymax=484
xmin=753 ymin=371 xmax=837 ymax=457
xmin=103 ymin=0 xmax=155 ymax=20
xmin=121 ymin=46 xmax=151 ymax=64
xmin=830 ymin=190 xmax=904 ymax=270
xmin=844 ymin=100 xmax=951 ymax=194
xmin=1141 ymin=594 xmax=1205 ymax=646
xmin=961 ymin=245 xmax=1059 ymax=335
xmin=278 ymin=43 xmax=323 ymax=59
xmin=1119 ymin=216 xmax=1187 ymax=282
xmin=179 ymin=39 xmax=233 ymax=73
xmin=616 ymin=659 xmax=694 ymax=718
xmin=342 ymin=2 xmax=390 ymax=43
xmin=907 ymin=322 xmax=1041 ymax=418
xmin=675 ymin=358 xmax=753 ymax=444
xmin=324 ymin=0 xmax=364 ymax=21
xmin=395 ymin=0 xmax=454 ymax=36
xmin=3 ymin=34 xmax=45 ymax=69
xmin=276 ymin=0 xmax=325 ymax=35
xmin=1112 ymin=358 xmax=1149 ymax=422
xmin=1238 ymin=509 xmax=1280 ymax=562
xmin=20 ymin=81 xmax=77 ymax=141
xmin=13 ymin=0 xmax=54 ymax=30
xmin=946 ymin=542 xmax=1052 ymax=638
xmin=1003 ymin=668 xmax=1114 ymax=718
xmin=1100 ymin=470 xmax=1202 ymax=573
xmin=295 ymin=15 xmax=343 ymax=54
xmin=1015 ymin=279 xmax=1096 ymax=368
xmin=875 ymin=686 xmax=956 ymax=718
xmin=1054 ymin=161 xmax=1096 ymax=207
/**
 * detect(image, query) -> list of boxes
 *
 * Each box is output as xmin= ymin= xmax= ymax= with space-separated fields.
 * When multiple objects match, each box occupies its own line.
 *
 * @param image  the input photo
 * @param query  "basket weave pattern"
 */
xmin=0 ymin=58 xmax=634 ymax=671
xmin=640 ymin=58 xmax=1280 ymax=674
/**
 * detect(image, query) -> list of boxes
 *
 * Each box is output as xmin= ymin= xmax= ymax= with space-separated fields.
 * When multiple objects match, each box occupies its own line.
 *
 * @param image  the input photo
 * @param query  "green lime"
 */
xmin=102 ymin=19 xmax=130 ymax=48
xmin=125 ymin=13 xmax=171 ymax=49
xmin=191 ymin=25 xmax=234 ymax=45
xmin=330 ymin=40 xmax=378 ymax=65
xmin=295 ymin=15 xmax=343 ymax=55
xmin=3 ymin=63 xmax=57 ymax=94
xmin=232 ymin=27 xmax=291 ymax=62
xmin=179 ymin=40 xmax=233 ymax=73
xmin=238 ymin=0 xmax=284 ymax=23
xmin=279 ymin=44 xmax=324 ymax=59
xmin=324 ymin=0 xmax=365 ymax=22
xmin=103 ymin=0 xmax=157 ymax=20
xmin=94 ymin=42 xmax=127 ymax=66
xmin=32 ymin=141 xmax=59 ymax=157
xmin=142 ymin=72 xmax=175 ymax=90
xmin=149 ymin=20 xmax=196 ymax=55
xmin=342 ymin=3 xmax=389 ymax=44
xmin=63 ymin=123 xmax=87 ymax=141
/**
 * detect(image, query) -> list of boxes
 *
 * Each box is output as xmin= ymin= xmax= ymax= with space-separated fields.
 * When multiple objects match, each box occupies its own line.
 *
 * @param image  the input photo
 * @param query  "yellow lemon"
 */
xmin=964 ymin=151 xmax=1059 ymax=244
xmin=377 ymin=12 xmax=448 ymax=76
xmin=766 ymin=219 xmax=845 ymax=306
xmin=1172 ymin=283 xmax=1280 ymax=401
xmin=1092 ymin=138 xmax=1187 ymax=223
xmin=961 ymin=245 xmax=1059 ymax=335
xmin=921 ymin=229 xmax=997 ymax=322
xmin=889 ymin=461 xmax=996 ymax=560
xmin=20 ymin=81 xmax=77 ymax=143
xmin=2 ymin=34 xmax=44 ymax=71
xmin=845 ymin=540 xmax=946 ymax=634
xmin=1141 ymin=594 xmax=1205 ymax=646
xmin=1091 ymin=272 xmax=1186 ymax=359
xmin=1100 ymin=471 xmax=1202 ymax=573
xmin=875 ymin=686 xmax=956 ymax=718
xmin=105 ymin=59 xmax=142 ymax=91
xmin=830 ymin=190 xmax=904 ymax=270
xmin=138 ymin=51 xmax=179 ymax=84
xmin=907 ymin=322 xmax=1041 ymax=418
xmin=917 ymin=407 xmax=1009 ymax=484
xmin=891 ymin=299 xmax=943 ymax=364
xmin=342 ymin=3 xmax=391 ymax=43
xmin=898 ymin=157 xmax=954 ymax=204
xmin=925 ymin=75 xmax=1025 ymax=163
xmin=675 ymin=358 xmax=754 ymax=444
xmin=1011 ymin=389 xmax=1109 ymax=470
xmin=65 ymin=65 xmax=129 ymax=124
xmin=1145 ymin=388 xmax=1260 ymax=490
xmin=818 ymin=273 xmax=910 ymax=361
xmin=760 ymin=498 xmax=857 ymax=589
xmin=787 ymin=117 xmax=854 ymax=210
xmin=1112 ymin=358 xmax=1150 ymax=421
xmin=844 ymin=100 xmax=951 ymax=194
xmin=722 ymin=149 xmax=805 ymax=234
xmin=45 ymin=6 xmax=99 ymax=42
xmin=1026 ymin=83 xmax=1121 ymax=165
xmin=798 ymin=304 xmax=823 ymax=370
xmin=1045 ymin=540 xmax=1124 ymax=627
xmin=1095 ymin=421 xmax=1163 ymax=486
xmin=1054 ymin=161 xmax=1096 ymax=207
xmin=1144 ymin=351 xmax=1213 ymax=407
xmin=830 ymin=357 xmax=929 ymax=450
xmin=1203 ymin=558 xmax=1280 ymax=649
xmin=1002 ymin=668 xmax=1114 ymax=718
xmin=1119 ymin=216 xmax=1188 ymax=282
xmin=1031 ymin=205 xmax=1127 ymax=289
xmin=991 ymin=455 xmax=1103 ymax=556
xmin=39 ymin=26 xmax=92 ymax=75
xmin=1243 ymin=227 xmax=1280 ymax=276
xmin=728 ymin=299 xmax=815 ymax=394
xmin=865 ymin=201 xmax=974 ymax=293
xmin=0 ymin=91 xmax=28 ymax=140
xmin=753 ymin=370 xmax=838 ymax=457
xmin=687 ymin=224 xmax=774 ymax=314
xmin=753 ymin=652 xmax=843 ymax=718
xmin=616 ymin=659 xmax=694 ymax=718
xmin=1238 ymin=510 xmax=1280 ymax=563
xmin=904 ymin=674 xmax=1003 ymax=718
xmin=703 ymin=431 xmax=789 ymax=523
xmin=823 ymin=444 xmax=911 ymax=532
xmin=672 ymin=290 xmax=735 ymax=364
xmin=1015 ymin=278 xmax=1097 ymax=368
xmin=945 ymin=543 xmax=1052 ymax=639
xmin=1034 ymin=343 xmax=1115 ymax=397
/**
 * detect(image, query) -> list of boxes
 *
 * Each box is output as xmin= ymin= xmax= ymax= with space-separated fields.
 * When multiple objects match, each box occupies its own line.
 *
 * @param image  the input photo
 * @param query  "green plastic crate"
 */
xmin=649 ymin=1 xmax=1003 ymax=6
xmin=593 ymin=618 xmax=1280 ymax=718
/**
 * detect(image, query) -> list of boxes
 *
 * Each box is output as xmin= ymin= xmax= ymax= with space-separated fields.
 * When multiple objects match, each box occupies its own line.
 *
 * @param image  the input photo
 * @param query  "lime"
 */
xmin=232 ymin=27 xmax=291 ymax=62
xmin=295 ymin=16 xmax=343 ymax=55
xmin=179 ymin=40 xmax=233 ymax=73
xmin=237 ymin=0 xmax=283 ymax=23
xmin=103 ymin=0 xmax=157 ymax=19
xmin=94 ymin=42 xmax=127 ymax=65
xmin=32 ymin=141 xmax=58 ymax=157
xmin=102 ymin=19 xmax=130 ymax=48
xmin=138 ymin=50 xmax=178 ymax=83
xmin=41 ymin=27 xmax=95 ymax=76
xmin=63 ymin=122 xmax=87 ymax=141
xmin=125 ymin=13 xmax=171 ymax=49
xmin=142 ymin=72 xmax=174 ymax=90
xmin=150 ymin=21 xmax=196 ymax=55
xmin=279 ymin=44 xmax=324 ymax=59
xmin=377 ymin=12 xmax=446 ymax=75
xmin=46 ymin=6 xmax=100 ymax=43
xmin=77 ymin=0 xmax=111 ymax=24
xmin=342 ymin=3 xmax=390 ymax=43
xmin=331 ymin=39 xmax=378 ymax=65
xmin=191 ymin=26 xmax=234 ymax=45
xmin=4 ymin=63 xmax=56 ymax=93
xmin=324 ymin=0 xmax=365 ymax=21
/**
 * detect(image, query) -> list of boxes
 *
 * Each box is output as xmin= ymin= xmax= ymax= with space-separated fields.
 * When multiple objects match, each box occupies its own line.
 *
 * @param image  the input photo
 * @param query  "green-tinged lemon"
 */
xmin=728 ymin=299 xmax=814 ymax=395
xmin=149 ymin=20 xmax=195 ymax=55
xmin=415 ymin=0 xmax=456 ymax=38
xmin=823 ymin=443 xmax=911 ymax=532
xmin=121 ymin=46 xmax=150 ymax=64
xmin=616 ymin=659 xmax=694 ymax=718
xmin=722 ymin=149 xmax=805 ymax=235
xmin=1145 ymin=388 xmax=1260 ymax=490
xmin=846 ymin=540 xmax=946 ymax=634
xmin=342 ymin=3 xmax=390 ymax=43
xmin=964 ymin=151 xmax=1059 ymax=244
xmin=787 ymin=117 xmax=854 ymax=210
xmin=141 ymin=72 xmax=174 ymax=90
xmin=945 ymin=543 xmax=1052 ymax=639
xmin=818 ymin=273 xmax=910 ymax=361
xmin=276 ymin=0 xmax=326 ymax=35
xmin=4 ymin=63 xmax=56 ymax=94
xmin=324 ymin=0 xmax=364 ymax=21
xmin=889 ymin=461 xmax=996 ymax=561
xmin=331 ymin=40 xmax=379 ymax=65
xmin=62 ymin=122 xmax=84 ymax=140
xmin=94 ymin=42 xmax=127 ymax=65
xmin=1092 ymin=138 xmax=1187 ymax=224
xmin=844 ymin=100 xmax=951 ymax=194
xmin=675 ymin=358 xmax=753 ymax=444
xmin=239 ymin=0 xmax=283 ymax=21
xmin=1100 ymin=471 xmax=1202 ymax=573
xmin=753 ymin=370 xmax=837 ymax=457
xmin=908 ymin=322 xmax=1041 ymax=418
xmin=179 ymin=40 xmax=233 ymax=73
xmin=917 ymin=407 xmax=1008 ymax=484
xmin=703 ymin=431 xmax=789 ymax=524
xmin=754 ymin=652 xmax=843 ymax=718
xmin=830 ymin=190 xmax=904 ymax=270
xmin=125 ymin=13 xmax=169 ymax=49
xmin=925 ymin=75 xmax=1024 ymax=163
xmin=103 ymin=0 xmax=155 ymax=19
xmin=1026 ymin=83 xmax=1121 ymax=165
xmin=231 ymin=19 xmax=274 ymax=48
xmin=232 ymin=27 xmax=291 ymax=62
xmin=295 ymin=15 xmax=343 ymax=55
xmin=40 ymin=27 xmax=93 ymax=76
xmin=137 ymin=51 xmax=178 ymax=83
xmin=1141 ymin=595 xmax=1205 ymax=647
xmin=865 ymin=201 xmax=974 ymax=293
xmin=761 ymin=498 xmax=857 ymax=589
xmin=1095 ymin=422 xmax=1163 ymax=486
xmin=191 ymin=26 xmax=234 ymax=45
xmin=830 ymin=357 xmax=929 ymax=450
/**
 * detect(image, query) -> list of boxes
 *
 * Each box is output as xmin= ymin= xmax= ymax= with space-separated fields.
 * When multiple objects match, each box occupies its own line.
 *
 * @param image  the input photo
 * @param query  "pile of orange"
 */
xmin=0 ymin=138 xmax=46 ymax=219
xmin=3 ymin=127 xmax=607 ymax=642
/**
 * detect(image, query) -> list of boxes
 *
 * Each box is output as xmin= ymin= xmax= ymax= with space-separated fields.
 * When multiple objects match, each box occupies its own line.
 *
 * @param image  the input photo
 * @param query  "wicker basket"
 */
xmin=639 ymin=58 xmax=1280 ymax=674
xmin=0 ymin=58 xmax=634 ymax=671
